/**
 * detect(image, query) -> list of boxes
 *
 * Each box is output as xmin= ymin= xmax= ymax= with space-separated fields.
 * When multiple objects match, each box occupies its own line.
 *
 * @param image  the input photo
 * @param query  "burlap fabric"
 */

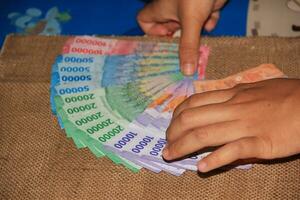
xmin=0 ymin=35 xmax=299 ymax=199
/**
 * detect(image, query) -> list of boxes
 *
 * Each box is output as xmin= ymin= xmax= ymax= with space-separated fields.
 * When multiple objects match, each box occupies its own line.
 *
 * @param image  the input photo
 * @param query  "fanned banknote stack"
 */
xmin=50 ymin=36 xmax=285 ymax=176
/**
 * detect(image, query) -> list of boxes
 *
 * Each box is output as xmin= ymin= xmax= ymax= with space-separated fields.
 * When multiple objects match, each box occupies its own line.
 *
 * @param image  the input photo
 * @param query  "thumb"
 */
xmin=179 ymin=1 xmax=212 ymax=76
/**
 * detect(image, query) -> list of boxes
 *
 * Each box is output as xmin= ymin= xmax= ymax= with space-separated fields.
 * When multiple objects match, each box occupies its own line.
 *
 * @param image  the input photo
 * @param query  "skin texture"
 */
xmin=163 ymin=79 xmax=300 ymax=172
xmin=137 ymin=0 xmax=227 ymax=75
xmin=138 ymin=1 xmax=300 ymax=173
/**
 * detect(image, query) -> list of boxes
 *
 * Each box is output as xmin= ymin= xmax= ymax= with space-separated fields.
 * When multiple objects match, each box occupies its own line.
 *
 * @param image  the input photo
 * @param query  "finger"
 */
xmin=137 ymin=3 xmax=155 ymax=33
xmin=167 ymin=103 xmax=240 ymax=142
xmin=172 ymin=88 xmax=237 ymax=119
xmin=137 ymin=2 xmax=179 ymax=36
xmin=204 ymin=11 xmax=220 ymax=32
xmin=142 ymin=23 xmax=170 ymax=36
xmin=197 ymin=137 xmax=261 ymax=172
xmin=137 ymin=13 xmax=169 ymax=36
xmin=139 ymin=17 xmax=180 ymax=36
xmin=173 ymin=82 xmax=263 ymax=120
xmin=144 ymin=23 xmax=173 ymax=36
xmin=137 ymin=2 xmax=167 ymax=35
xmin=179 ymin=1 xmax=213 ymax=76
xmin=163 ymin=120 xmax=251 ymax=160
xmin=163 ymin=21 xmax=181 ymax=35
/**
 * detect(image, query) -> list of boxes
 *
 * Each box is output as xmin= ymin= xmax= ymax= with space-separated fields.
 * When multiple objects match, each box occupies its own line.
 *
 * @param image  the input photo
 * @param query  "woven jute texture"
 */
xmin=0 ymin=35 xmax=299 ymax=200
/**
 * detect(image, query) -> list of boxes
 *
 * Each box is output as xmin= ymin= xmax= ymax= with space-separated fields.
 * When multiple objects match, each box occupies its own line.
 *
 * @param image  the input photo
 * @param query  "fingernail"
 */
xmin=198 ymin=161 xmax=207 ymax=172
xmin=182 ymin=63 xmax=195 ymax=76
xmin=167 ymin=31 xmax=174 ymax=37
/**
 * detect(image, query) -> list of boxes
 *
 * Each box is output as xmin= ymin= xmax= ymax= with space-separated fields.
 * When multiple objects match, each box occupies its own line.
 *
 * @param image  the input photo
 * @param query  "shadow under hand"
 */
xmin=163 ymin=146 xmax=300 ymax=178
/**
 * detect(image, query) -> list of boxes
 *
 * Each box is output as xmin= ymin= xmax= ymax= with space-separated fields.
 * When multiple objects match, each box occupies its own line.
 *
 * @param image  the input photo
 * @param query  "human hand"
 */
xmin=163 ymin=78 xmax=300 ymax=172
xmin=137 ymin=0 xmax=226 ymax=75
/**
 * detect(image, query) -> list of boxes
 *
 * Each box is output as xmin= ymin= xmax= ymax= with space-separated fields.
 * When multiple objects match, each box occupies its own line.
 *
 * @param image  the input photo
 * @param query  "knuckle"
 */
xmin=234 ymin=83 xmax=245 ymax=90
xmin=186 ymin=94 xmax=200 ymax=107
xmin=211 ymin=153 xmax=223 ymax=165
xmin=242 ymin=120 xmax=253 ymax=133
xmin=177 ymin=109 xmax=193 ymax=125
xmin=179 ymin=43 xmax=198 ymax=58
xmin=228 ymin=87 xmax=239 ymax=97
xmin=230 ymin=90 xmax=253 ymax=104
xmin=233 ymin=141 xmax=246 ymax=158
xmin=216 ymin=88 xmax=238 ymax=104
xmin=235 ymin=82 xmax=253 ymax=90
xmin=258 ymin=137 xmax=274 ymax=159
xmin=179 ymin=44 xmax=198 ymax=56
xmin=181 ymin=12 xmax=206 ymax=26
xmin=193 ymin=129 xmax=210 ymax=142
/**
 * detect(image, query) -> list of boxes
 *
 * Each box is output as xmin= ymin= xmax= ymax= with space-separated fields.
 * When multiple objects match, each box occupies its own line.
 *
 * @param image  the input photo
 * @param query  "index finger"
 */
xmin=172 ymin=88 xmax=237 ymax=120
xmin=179 ymin=0 xmax=213 ymax=75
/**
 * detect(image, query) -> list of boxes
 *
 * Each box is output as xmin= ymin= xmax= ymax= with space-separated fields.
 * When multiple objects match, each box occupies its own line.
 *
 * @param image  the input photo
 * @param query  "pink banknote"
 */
xmin=193 ymin=64 xmax=285 ymax=93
